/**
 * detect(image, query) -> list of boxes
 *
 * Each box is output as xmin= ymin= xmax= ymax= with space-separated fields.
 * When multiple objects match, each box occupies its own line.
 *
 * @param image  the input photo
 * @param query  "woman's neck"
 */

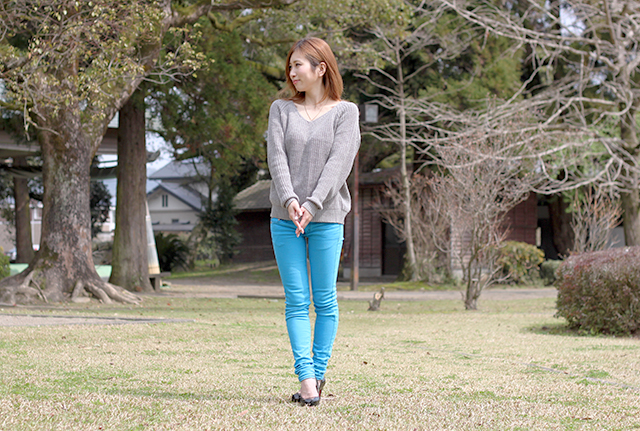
xmin=304 ymin=85 xmax=326 ymax=106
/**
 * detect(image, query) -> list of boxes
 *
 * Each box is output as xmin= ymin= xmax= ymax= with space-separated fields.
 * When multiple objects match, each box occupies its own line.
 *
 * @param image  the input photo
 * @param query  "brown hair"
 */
xmin=283 ymin=37 xmax=343 ymax=103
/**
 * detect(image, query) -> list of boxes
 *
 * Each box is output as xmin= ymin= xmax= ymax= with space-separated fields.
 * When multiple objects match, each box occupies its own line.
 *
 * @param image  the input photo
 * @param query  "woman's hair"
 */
xmin=283 ymin=37 xmax=343 ymax=103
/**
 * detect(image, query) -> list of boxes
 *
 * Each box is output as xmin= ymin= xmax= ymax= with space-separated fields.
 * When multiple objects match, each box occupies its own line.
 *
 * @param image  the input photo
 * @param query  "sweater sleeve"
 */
xmin=303 ymin=103 xmax=361 ymax=217
xmin=267 ymin=101 xmax=299 ymax=209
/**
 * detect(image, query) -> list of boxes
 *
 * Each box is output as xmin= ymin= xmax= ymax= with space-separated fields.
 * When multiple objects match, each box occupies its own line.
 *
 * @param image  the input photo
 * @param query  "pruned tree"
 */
xmin=376 ymin=172 xmax=450 ymax=282
xmin=424 ymin=131 xmax=541 ymax=310
xmin=570 ymin=187 xmax=622 ymax=253
xmin=0 ymin=0 xmax=297 ymax=305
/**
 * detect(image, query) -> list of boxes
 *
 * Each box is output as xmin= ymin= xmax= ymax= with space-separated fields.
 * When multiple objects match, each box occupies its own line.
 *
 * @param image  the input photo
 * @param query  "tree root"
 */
xmin=84 ymin=279 xmax=142 ymax=305
xmin=16 ymin=272 xmax=48 ymax=303
xmin=71 ymin=280 xmax=91 ymax=303
xmin=1 ymin=270 xmax=142 ymax=306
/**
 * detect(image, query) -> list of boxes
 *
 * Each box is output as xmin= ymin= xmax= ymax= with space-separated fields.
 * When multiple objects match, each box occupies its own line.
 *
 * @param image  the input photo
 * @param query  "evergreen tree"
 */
xmin=151 ymin=24 xmax=275 ymax=263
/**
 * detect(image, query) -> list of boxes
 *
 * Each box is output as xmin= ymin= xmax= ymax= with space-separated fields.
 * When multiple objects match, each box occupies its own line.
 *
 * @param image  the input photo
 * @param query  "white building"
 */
xmin=146 ymin=160 xmax=210 ymax=233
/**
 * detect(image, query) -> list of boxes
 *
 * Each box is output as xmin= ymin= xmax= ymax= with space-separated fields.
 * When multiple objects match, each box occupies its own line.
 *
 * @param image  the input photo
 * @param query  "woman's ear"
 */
xmin=318 ymin=62 xmax=327 ymax=76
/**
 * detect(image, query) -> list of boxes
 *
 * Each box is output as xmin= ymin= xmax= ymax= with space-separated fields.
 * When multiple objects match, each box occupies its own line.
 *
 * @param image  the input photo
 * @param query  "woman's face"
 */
xmin=289 ymin=50 xmax=325 ymax=93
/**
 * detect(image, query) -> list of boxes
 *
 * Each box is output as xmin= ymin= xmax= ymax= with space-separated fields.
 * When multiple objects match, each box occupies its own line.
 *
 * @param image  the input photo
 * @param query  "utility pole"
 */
xmin=350 ymin=152 xmax=359 ymax=291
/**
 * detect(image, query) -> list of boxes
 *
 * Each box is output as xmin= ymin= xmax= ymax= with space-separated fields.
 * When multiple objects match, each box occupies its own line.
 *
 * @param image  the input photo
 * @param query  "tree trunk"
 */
xmin=0 ymin=111 xmax=140 ymax=305
xmin=397 ymin=59 xmax=418 ymax=282
xmin=620 ymin=104 xmax=640 ymax=246
xmin=13 ymin=156 xmax=34 ymax=264
xmin=621 ymin=191 xmax=640 ymax=246
xmin=464 ymin=283 xmax=479 ymax=310
xmin=548 ymin=195 xmax=573 ymax=257
xmin=109 ymin=88 xmax=153 ymax=292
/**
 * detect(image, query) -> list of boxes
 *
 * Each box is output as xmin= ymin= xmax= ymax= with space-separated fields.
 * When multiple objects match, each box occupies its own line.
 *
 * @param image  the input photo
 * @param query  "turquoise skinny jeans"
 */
xmin=270 ymin=218 xmax=343 ymax=382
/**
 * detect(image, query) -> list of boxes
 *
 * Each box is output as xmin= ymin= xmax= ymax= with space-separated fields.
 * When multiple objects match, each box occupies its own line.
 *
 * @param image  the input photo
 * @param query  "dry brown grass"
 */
xmin=0 ymin=296 xmax=639 ymax=430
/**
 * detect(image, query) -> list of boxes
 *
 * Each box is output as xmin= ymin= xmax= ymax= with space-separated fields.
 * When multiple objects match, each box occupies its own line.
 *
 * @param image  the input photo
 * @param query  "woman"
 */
xmin=267 ymin=37 xmax=360 ymax=406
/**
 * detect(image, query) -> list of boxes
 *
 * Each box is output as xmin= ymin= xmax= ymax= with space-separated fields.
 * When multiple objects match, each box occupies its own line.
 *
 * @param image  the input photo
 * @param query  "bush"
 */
xmin=0 ymin=250 xmax=9 ymax=279
xmin=540 ymin=260 xmax=562 ymax=286
xmin=154 ymin=233 xmax=190 ymax=272
xmin=497 ymin=241 xmax=544 ymax=284
xmin=556 ymin=247 xmax=640 ymax=336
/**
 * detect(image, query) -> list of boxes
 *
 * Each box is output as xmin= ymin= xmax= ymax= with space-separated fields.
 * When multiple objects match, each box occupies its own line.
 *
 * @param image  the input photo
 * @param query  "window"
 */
xmin=161 ymin=194 xmax=168 ymax=207
xmin=171 ymin=219 xmax=179 ymax=224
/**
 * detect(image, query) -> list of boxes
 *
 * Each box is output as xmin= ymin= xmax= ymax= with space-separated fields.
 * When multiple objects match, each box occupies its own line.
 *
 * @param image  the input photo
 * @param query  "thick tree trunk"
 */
xmin=13 ymin=156 xmax=35 ymax=264
xmin=109 ymin=89 xmax=152 ymax=292
xmin=0 ymin=111 xmax=140 ymax=305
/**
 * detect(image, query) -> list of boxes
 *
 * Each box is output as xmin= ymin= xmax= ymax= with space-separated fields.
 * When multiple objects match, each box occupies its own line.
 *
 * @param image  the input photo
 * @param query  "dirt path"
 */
xmin=0 ymin=272 xmax=556 ymax=326
xmin=153 ymin=277 xmax=557 ymax=302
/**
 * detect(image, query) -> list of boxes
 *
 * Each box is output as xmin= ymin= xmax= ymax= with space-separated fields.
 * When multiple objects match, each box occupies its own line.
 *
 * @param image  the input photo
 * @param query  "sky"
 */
xmin=98 ymin=132 xmax=174 ymax=201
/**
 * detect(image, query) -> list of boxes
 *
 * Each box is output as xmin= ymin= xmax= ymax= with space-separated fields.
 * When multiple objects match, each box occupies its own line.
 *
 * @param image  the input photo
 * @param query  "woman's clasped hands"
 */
xmin=287 ymin=200 xmax=313 ymax=237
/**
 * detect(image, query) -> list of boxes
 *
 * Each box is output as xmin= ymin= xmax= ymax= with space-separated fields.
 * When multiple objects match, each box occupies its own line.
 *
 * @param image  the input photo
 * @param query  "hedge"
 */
xmin=556 ymin=247 xmax=640 ymax=335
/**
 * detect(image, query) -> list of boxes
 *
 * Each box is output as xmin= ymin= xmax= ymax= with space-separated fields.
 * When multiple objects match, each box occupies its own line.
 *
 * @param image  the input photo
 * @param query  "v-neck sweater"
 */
xmin=267 ymin=99 xmax=361 ymax=224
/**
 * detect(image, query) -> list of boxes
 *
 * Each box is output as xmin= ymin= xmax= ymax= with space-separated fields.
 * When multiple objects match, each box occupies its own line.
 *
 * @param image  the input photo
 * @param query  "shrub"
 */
xmin=0 ymin=250 xmax=10 ymax=279
xmin=556 ymin=247 xmax=640 ymax=335
xmin=497 ymin=241 xmax=544 ymax=284
xmin=154 ymin=233 xmax=190 ymax=272
xmin=540 ymin=260 xmax=562 ymax=286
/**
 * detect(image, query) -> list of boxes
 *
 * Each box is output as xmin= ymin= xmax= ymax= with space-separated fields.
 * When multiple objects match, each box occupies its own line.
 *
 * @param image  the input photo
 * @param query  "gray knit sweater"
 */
xmin=267 ymin=99 xmax=361 ymax=224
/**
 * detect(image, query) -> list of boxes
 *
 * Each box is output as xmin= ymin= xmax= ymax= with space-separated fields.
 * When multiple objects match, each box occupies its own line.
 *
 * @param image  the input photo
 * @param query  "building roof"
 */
xmin=148 ymin=160 xmax=209 ymax=180
xmin=151 ymin=223 xmax=196 ymax=232
xmin=234 ymin=180 xmax=271 ymax=211
xmin=359 ymin=165 xmax=402 ymax=185
xmin=0 ymin=128 xmax=118 ymax=158
xmin=232 ymin=167 xmax=407 ymax=212
xmin=148 ymin=181 xmax=205 ymax=211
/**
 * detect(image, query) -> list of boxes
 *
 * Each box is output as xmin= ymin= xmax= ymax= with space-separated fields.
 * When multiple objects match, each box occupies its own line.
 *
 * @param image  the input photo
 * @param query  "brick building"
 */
xmin=232 ymin=171 xmax=540 ymax=278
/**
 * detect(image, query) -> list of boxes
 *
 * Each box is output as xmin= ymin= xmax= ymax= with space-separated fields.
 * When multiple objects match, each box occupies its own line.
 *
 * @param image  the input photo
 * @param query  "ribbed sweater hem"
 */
xmin=270 ymin=207 xmax=347 ymax=225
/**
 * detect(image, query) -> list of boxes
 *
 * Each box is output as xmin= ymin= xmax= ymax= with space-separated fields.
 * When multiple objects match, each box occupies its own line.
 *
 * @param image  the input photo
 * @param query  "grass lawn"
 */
xmin=0 ymin=284 xmax=639 ymax=429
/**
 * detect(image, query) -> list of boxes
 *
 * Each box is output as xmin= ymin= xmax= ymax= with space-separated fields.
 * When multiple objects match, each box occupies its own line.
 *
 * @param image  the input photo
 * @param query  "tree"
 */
xmin=351 ymin=0 xmax=460 ymax=280
xmin=353 ymin=0 xmax=523 ymax=280
xmin=0 ymin=0 xmax=297 ymax=305
xmin=0 ymin=112 xmax=36 ymax=263
xmin=108 ymin=87 xmax=153 ymax=292
xmin=439 ymin=0 xmax=640 ymax=246
xmin=423 ymin=132 xmax=540 ymax=310
xmin=376 ymin=173 xmax=449 ymax=283
xmin=12 ymin=156 xmax=35 ymax=263
xmin=151 ymin=26 xmax=274 ymax=263
xmin=570 ymin=187 xmax=622 ymax=253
